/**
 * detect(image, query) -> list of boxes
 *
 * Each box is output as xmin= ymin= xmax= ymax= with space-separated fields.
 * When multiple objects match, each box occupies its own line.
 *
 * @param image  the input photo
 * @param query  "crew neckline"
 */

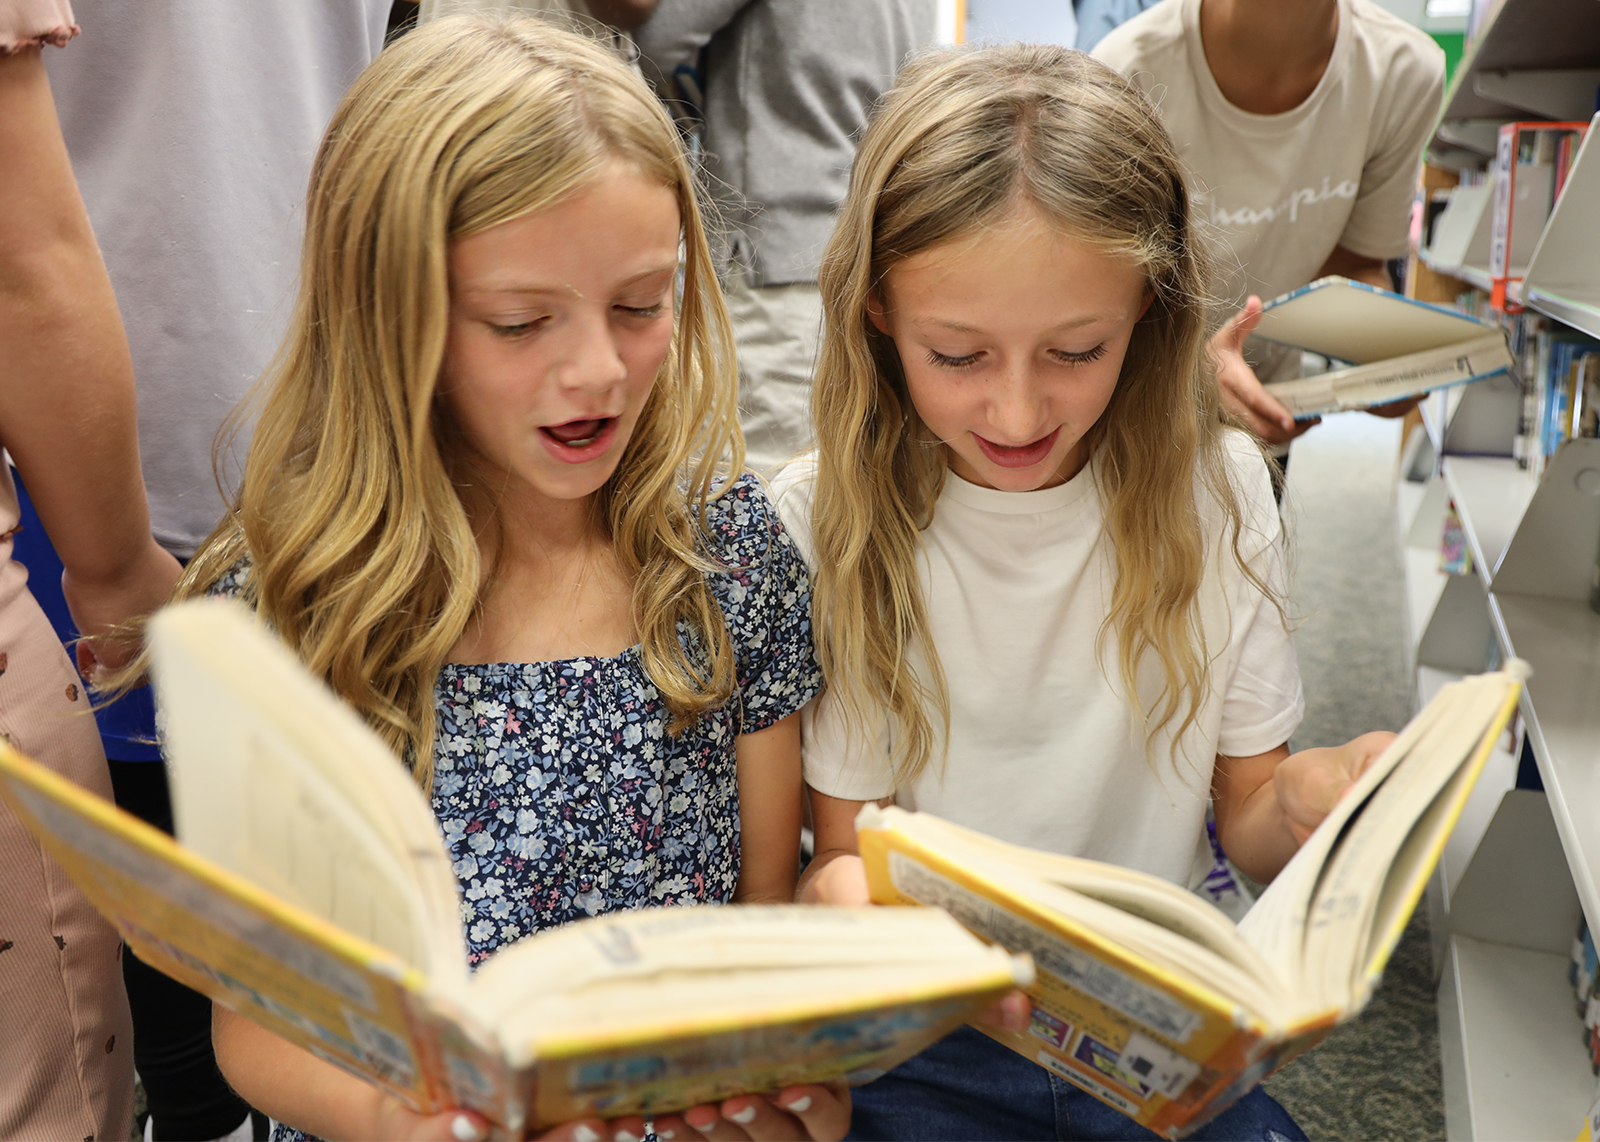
xmin=1181 ymin=0 xmax=1351 ymax=135
xmin=938 ymin=459 xmax=1099 ymax=515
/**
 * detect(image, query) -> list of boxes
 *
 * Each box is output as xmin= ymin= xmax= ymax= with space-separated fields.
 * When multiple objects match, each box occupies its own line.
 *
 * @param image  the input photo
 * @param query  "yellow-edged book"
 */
xmin=0 ymin=599 xmax=1031 ymax=1134
xmin=857 ymin=665 xmax=1526 ymax=1139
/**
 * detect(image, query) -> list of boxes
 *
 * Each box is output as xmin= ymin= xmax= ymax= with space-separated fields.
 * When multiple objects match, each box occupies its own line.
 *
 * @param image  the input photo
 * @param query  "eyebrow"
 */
xmin=462 ymin=263 xmax=678 ymax=297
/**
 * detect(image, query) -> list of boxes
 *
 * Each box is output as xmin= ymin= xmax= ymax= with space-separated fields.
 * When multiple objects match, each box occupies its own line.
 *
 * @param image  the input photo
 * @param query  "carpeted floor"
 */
xmin=1260 ymin=412 xmax=1445 ymax=1141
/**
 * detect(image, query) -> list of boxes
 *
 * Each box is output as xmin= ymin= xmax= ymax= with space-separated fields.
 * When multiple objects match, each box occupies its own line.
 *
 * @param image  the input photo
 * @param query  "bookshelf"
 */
xmin=1410 ymin=10 xmax=1600 ymax=1131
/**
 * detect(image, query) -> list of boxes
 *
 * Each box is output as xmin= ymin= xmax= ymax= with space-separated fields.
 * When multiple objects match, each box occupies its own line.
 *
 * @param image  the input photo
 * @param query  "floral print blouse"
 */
xmin=214 ymin=474 xmax=821 ymax=974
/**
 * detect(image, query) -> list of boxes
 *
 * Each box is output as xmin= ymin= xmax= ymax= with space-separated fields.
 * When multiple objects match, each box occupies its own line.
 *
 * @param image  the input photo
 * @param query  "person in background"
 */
xmin=13 ymin=4 xmax=391 ymax=1138
xmin=635 ymin=0 xmax=937 ymax=473
xmin=1093 ymin=0 xmax=1444 ymax=482
xmin=1073 ymin=0 xmax=1160 ymax=51
xmin=0 ymin=9 xmax=183 ymax=1139
xmin=415 ymin=0 xmax=658 ymax=39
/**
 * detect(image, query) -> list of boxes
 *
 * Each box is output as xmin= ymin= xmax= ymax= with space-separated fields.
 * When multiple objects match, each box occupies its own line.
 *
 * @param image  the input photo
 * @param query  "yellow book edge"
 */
xmin=1353 ymin=680 xmax=1523 ymax=1003
xmin=858 ymin=818 xmax=1264 ymax=1036
xmin=0 ymin=741 xmax=423 ymax=989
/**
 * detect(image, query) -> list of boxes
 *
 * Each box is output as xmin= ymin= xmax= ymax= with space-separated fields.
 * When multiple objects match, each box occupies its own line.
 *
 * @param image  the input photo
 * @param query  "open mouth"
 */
xmin=973 ymin=427 xmax=1060 ymax=469
xmin=539 ymin=416 xmax=619 ymax=462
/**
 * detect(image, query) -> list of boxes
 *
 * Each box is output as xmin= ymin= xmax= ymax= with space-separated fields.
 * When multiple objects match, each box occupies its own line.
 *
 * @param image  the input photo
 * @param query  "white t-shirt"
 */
xmin=46 ymin=1 xmax=392 ymax=556
xmin=771 ymin=431 xmax=1303 ymax=888
xmin=1094 ymin=0 xmax=1443 ymax=381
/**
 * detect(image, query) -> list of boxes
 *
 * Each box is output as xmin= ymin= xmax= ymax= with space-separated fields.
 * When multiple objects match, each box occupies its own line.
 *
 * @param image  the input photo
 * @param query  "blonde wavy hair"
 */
xmin=164 ymin=14 xmax=742 ymax=790
xmin=810 ymin=43 xmax=1272 ymax=785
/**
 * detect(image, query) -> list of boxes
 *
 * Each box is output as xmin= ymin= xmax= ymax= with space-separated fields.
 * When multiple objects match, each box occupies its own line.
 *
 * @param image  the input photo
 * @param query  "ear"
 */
xmin=865 ymin=289 xmax=892 ymax=336
xmin=1136 ymin=288 xmax=1155 ymax=322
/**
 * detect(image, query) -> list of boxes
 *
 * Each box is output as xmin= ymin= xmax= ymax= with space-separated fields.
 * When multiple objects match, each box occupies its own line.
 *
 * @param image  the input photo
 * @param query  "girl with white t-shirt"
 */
xmin=774 ymin=44 xmax=1394 ymax=1141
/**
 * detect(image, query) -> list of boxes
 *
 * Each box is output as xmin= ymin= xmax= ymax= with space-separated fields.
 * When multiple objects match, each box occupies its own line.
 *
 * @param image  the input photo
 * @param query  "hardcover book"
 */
xmin=1253 ymin=276 xmax=1514 ymax=419
xmin=856 ymin=665 xmax=1526 ymax=1138
xmin=0 ymin=599 xmax=1030 ymax=1134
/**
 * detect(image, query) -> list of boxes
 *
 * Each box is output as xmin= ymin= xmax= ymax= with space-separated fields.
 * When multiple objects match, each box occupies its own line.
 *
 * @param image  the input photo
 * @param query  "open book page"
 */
xmin=895 ymin=813 xmax=1275 ymax=986
xmin=857 ymin=804 xmax=1293 ymax=1135
xmin=149 ymin=600 xmax=468 ymax=990
xmin=470 ymin=906 xmax=1029 ymax=1126
xmin=1235 ymin=682 xmax=1463 ymax=984
xmin=1299 ymin=671 xmax=1522 ymax=1013
xmin=0 ymin=743 xmax=470 ymax=1114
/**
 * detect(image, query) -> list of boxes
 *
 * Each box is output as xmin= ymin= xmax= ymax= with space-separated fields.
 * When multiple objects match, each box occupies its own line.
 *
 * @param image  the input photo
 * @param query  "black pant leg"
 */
xmin=108 ymin=761 xmax=252 ymax=1141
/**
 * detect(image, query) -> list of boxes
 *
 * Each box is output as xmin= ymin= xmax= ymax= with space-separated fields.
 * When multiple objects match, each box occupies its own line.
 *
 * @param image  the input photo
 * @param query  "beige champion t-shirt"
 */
xmin=1095 ymin=0 xmax=1443 ymax=381
xmin=772 ymin=431 xmax=1304 ymax=889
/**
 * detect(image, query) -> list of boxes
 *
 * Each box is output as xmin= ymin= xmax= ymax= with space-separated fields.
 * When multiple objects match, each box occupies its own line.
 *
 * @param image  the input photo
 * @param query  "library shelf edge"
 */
xmin=1401 ymin=413 xmax=1600 ymax=1136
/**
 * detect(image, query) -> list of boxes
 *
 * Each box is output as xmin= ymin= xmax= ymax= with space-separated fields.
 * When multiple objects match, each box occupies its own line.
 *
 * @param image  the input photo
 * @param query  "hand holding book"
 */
xmin=1207 ymin=295 xmax=1319 ymax=444
xmin=1272 ymin=732 xmax=1396 ymax=847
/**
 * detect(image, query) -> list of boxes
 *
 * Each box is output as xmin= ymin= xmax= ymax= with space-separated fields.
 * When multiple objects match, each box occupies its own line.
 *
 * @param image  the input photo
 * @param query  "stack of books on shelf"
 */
xmin=1517 ymin=328 xmax=1600 ymax=477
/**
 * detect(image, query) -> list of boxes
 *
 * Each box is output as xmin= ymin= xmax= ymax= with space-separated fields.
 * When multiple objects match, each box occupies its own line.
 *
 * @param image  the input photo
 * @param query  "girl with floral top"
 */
xmin=159 ymin=16 xmax=838 ymax=1142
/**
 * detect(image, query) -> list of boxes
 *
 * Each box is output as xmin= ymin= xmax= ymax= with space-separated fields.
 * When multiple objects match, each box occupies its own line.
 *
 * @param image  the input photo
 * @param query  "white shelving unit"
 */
xmin=1522 ymin=114 xmax=1600 ymax=340
xmin=1410 ymin=12 xmax=1600 ymax=1133
xmin=1402 ymin=407 xmax=1600 ymax=1139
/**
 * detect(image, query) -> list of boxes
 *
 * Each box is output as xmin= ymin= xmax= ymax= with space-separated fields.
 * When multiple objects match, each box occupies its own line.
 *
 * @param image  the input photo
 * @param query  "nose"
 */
xmin=985 ymin=362 xmax=1049 ymax=444
xmin=553 ymin=307 xmax=629 ymax=395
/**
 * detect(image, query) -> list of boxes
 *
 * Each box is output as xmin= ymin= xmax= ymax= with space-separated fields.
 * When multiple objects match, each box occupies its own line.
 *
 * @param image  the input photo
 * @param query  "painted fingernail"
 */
xmin=781 ymin=1095 xmax=812 ymax=1114
xmin=572 ymin=1126 xmax=601 ymax=1142
xmin=728 ymin=1105 xmax=758 ymax=1125
xmin=451 ymin=1115 xmax=484 ymax=1142
xmin=613 ymin=1130 xmax=640 ymax=1142
xmin=658 ymin=1131 xmax=677 ymax=1140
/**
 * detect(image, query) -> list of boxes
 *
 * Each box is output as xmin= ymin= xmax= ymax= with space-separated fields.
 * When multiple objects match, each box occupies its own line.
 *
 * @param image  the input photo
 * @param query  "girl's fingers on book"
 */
xmin=803 ymin=854 xmax=871 ymax=906
xmin=390 ymin=1109 xmax=490 ymax=1141
xmin=597 ymin=1115 xmax=648 ymax=1142
xmin=647 ymin=1114 xmax=692 ymax=1140
xmin=771 ymin=1082 xmax=851 ymax=1141
xmin=970 ymin=988 xmax=1032 ymax=1033
xmin=529 ymin=1116 xmax=608 ymax=1141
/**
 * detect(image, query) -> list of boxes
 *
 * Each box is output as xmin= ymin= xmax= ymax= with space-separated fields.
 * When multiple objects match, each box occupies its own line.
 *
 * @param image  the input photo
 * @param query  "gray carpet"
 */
xmin=1260 ymin=412 xmax=1445 ymax=1141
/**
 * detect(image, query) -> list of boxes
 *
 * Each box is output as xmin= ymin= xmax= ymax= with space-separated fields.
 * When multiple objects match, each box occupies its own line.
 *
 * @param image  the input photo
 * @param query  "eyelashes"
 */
xmin=1053 ymin=343 xmax=1109 ymax=365
xmin=926 ymin=349 xmax=981 ymax=369
xmin=488 ymin=302 xmax=665 ymax=339
xmin=924 ymin=343 xmax=1109 ymax=370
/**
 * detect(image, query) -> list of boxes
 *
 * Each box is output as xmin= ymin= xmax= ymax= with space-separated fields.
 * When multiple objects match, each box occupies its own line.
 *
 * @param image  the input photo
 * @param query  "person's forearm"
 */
xmin=0 ymin=48 xmax=164 ymax=583
xmin=213 ymin=1007 xmax=392 ymax=1140
xmin=1216 ymin=779 xmax=1300 ymax=883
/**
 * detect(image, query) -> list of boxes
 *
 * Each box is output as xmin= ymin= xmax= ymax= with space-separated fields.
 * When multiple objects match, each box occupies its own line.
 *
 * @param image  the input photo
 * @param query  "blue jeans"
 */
xmin=848 ymin=1027 xmax=1306 ymax=1141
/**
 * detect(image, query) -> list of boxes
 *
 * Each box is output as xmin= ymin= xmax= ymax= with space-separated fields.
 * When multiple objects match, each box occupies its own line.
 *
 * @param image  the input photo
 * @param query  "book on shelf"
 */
xmin=1515 ymin=323 xmax=1600 ymax=476
xmin=1252 ymin=276 xmax=1514 ymax=419
xmin=855 ymin=665 xmax=1526 ymax=1138
xmin=0 ymin=599 xmax=1031 ymax=1134
xmin=1489 ymin=120 xmax=1591 ymax=313
xmin=1440 ymin=499 xmax=1472 ymax=575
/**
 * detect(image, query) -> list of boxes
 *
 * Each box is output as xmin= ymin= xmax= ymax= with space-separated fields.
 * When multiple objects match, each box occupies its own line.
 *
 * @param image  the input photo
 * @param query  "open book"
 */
xmin=856 ymin=665 xmax=1526 ymax=1139
xmin=1253 ymin=276 xmax=1514 ymax=419
xmin=0 ymin=599 xmax=1029 ymax=1134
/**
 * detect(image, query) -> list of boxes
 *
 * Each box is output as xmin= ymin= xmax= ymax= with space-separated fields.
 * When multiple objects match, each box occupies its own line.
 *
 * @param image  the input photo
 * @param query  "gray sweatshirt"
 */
xmin=636 ymin=0 xmax=937 ymax=287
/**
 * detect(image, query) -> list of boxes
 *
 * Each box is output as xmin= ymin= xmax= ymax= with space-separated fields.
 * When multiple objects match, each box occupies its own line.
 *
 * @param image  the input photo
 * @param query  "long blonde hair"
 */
xmin=811 ymin=44 xmax=1270 ymax=784
xmin=169 ymin=14 xmax=742 ymax=790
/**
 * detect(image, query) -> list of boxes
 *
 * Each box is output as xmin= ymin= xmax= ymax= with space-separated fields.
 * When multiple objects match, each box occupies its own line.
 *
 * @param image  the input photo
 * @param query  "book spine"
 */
xmin=1489 ymin=123 xmax=1516 ymax=310
xmin=1266 ymin=336 xmax=1512 ymax=419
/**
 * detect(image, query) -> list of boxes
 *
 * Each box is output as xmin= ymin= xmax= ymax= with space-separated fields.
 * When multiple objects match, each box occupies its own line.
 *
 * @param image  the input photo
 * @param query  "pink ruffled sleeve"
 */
xmin=0 ymin=0 xmax=78 ymax=56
